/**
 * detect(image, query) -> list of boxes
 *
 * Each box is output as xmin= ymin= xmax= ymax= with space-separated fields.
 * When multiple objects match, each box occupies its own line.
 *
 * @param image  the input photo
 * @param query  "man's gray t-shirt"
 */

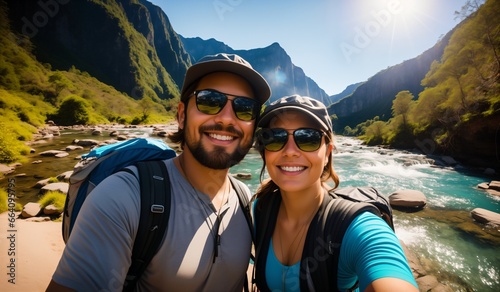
xmin=52 ymin=159 xmax=252 ymax=291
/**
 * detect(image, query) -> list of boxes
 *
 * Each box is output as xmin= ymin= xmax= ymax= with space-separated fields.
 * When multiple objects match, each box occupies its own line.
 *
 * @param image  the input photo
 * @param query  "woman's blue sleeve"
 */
xmin=337 ymin=212 xmax=418 ymax=291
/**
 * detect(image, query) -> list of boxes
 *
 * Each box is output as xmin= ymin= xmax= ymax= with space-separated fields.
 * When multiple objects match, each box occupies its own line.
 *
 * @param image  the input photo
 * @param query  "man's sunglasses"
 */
xmin=257 ymin=128 xmax=326 ymax=152
xmin=192 ymin=89 xmax=260 ymax=121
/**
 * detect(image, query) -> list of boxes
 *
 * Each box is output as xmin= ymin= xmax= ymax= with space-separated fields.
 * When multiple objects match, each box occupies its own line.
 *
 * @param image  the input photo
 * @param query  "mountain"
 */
xmin=327 ymin=82 xmax=363 ymax=104
xmin=4 ymin=0 xmax=189 ymax=101
xmin=328 ymin=30 xmax=453 ymax=132
xmin=180 ymin=37 xmax=330 ymax=104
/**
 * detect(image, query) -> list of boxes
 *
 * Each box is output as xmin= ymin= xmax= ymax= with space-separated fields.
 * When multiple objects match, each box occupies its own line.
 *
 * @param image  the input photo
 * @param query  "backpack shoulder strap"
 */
xmin=228 ymin=175 xmax=254 ymax=292
xmin=253 ymin=192 xmax=281 ymax=292
xmin=303 ymin=193 xmax=380 ymax=291
xmin=229 ymin=176 xmax=254 ymax=244
xmin=123 ymin=160 xmax=171 ymax=292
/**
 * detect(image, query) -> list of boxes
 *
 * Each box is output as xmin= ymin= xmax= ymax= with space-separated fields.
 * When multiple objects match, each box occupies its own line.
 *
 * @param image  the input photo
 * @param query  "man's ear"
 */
xmin=177 ymin=101 xmax=186 ymax=130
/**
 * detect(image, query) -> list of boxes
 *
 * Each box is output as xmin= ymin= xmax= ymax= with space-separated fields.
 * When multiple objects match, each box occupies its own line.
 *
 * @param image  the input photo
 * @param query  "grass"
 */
xmin=38 ymin=191 xmax=66 ymax=212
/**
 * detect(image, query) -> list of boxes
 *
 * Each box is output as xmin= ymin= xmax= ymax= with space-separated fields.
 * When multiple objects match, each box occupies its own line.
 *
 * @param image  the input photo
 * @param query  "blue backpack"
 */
xmin=62 ymin=137 xmax=253 ymax=291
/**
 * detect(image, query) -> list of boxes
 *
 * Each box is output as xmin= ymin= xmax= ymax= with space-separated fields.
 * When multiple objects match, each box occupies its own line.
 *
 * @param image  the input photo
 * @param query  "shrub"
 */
xmin=0 ymin=188 xmax=7 ymax=213
xmin=38 ymin=191 xmax=66 ymax=211
xmin=52 ymin=95 xmax=91 ymax=125
xmin=0 ymin=121 xmax=31 ymax=163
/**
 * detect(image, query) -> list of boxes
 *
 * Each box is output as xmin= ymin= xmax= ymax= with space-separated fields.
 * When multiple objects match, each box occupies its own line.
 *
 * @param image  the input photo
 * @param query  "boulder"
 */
xmin=389 ymin=189 xmax=426 ymax=210
xmin=470 ymin=208 xmax=500 ymax=226
xmin=416 ymin=275 xmax=439 ymax=292
xmin=40 ymin=182 xmax=69 ymax=194
xmin=488 ymin=180 xmax=500 ymax=191
xmin=21 ymin=202 xmax=42 ymax=218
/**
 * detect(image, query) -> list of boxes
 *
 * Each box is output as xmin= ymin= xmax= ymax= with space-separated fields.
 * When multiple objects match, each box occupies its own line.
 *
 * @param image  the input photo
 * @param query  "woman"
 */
xmin=252 ymin=95 xmax=418 ymax=292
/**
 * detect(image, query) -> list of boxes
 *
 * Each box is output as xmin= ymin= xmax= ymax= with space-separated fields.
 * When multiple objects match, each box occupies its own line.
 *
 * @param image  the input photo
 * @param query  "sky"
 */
xmin=148 ymin=0 xmax=470 ymax=96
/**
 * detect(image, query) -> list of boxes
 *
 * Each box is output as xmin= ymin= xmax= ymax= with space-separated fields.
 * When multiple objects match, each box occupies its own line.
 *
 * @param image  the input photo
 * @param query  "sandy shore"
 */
xmin=0 ymin=212 xmax=64 ymax=292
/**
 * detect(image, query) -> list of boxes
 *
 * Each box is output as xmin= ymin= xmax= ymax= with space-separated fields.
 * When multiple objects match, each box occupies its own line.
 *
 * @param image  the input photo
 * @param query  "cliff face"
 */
xmin=329 ymin=31 xmax=453 ymax=131
xmin=181 ymin=38 xmax=330 ymax=104
xmin=5 ymin=0 xmax=188 ymax=100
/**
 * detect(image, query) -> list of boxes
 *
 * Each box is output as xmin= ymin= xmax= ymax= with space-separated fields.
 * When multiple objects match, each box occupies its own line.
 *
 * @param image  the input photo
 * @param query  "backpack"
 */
xmin=62 ymin=137 xmax=254 ymax=291
xmin=253 ymin=186 xmax=394 ymax=292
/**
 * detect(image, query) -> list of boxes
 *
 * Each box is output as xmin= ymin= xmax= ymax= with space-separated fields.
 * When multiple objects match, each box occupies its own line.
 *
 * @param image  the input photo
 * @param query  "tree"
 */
xmin=54 ymin=95 xmax=91 ymax=125
xmin=392 ymin=90 xmax=414 ymax=127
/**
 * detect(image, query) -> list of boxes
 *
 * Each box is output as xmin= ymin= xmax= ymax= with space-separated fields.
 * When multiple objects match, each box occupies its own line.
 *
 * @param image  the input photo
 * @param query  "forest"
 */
xmin=347 ymin=0 xmax=499 ymax=166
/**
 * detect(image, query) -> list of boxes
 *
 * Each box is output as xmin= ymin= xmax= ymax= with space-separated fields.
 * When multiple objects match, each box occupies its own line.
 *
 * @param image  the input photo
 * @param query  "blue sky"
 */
xmin=148 ymin=0 xmax=470 ymax=95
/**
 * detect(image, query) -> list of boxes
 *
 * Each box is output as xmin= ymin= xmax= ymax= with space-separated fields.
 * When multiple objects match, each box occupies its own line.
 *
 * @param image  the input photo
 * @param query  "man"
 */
xmin=47 ymin=53 xmax=271 ymax=291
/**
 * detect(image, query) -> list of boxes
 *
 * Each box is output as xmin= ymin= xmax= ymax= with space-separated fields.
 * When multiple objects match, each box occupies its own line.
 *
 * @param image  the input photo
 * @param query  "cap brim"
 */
xmin=258 ymin=105 xmax=330 ymax=132
xmin=181 ymin=60 xmax=271 ymax=105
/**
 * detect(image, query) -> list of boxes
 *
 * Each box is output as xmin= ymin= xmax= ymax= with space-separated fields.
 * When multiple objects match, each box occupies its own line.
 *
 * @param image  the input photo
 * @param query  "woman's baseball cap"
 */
xmin=180 ymin=53 xmax=271 ymax=105
xmin=257 ymin=94 xmax=333 ymax=133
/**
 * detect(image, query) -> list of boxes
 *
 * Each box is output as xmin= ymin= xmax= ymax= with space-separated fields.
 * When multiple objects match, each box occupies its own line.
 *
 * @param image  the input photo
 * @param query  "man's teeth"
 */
xmin=209 ymin=133 xmax=234 ymax=141
xmin=280 ymin=166 xmax=305 ymax=172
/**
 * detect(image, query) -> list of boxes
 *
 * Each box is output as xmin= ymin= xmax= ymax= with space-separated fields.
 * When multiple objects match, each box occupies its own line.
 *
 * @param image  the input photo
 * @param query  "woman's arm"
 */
xmin=338 ymin=212 xmax=419 ymax=292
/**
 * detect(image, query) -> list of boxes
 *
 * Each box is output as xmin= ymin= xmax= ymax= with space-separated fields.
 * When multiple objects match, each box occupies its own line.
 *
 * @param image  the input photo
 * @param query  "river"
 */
xmin=1 ymin=128 xmax=499 ymax=291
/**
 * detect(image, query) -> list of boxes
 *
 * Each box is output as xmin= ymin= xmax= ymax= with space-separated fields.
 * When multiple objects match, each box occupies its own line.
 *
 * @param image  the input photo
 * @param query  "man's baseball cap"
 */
xmin=257 ymin=95 xmax=333 ymax=133
xmin=180 ymin=53 xmax=271 ymax=105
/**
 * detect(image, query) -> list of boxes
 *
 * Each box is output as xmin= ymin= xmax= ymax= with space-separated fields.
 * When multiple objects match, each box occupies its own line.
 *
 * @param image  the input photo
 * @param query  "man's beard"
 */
xmin=185 ymin=124 xmax=253 ymax=169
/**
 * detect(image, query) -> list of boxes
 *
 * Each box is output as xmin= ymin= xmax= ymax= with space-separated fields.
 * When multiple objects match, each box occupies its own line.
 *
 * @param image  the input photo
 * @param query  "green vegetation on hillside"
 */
xmin=353 ymin=0 xmax=500 ymax=164
xmin=0 ymin=2 xmax=176 ymax=163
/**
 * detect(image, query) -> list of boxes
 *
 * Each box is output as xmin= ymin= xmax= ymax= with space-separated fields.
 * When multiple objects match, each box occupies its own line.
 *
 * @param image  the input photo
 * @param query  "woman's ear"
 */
xmin=325 ymin=143 xmax=334 ymax=165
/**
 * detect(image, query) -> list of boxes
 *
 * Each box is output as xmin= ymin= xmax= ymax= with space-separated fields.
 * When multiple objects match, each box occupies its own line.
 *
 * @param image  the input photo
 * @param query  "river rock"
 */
xmin=76 ymin=139 xmax=99 ymax=146
xmin=233 ymin=173 xmax=252 ymax=180
xmin=40 ymin=182 xmax=69 ymax=194
xmin=477 ymin=182 xmax=489 ymax=189
xmin=400 ymin=240 xmax=426 ymax=278
xmin=66 ymin=145 xmax=84 ymax=151
xmin=43 ymin=204 xmax=62 ymax=215
xmin=34 ymin=178 xmax=51 ymax=188
xmin=470 ymin=208 xmax=500 ymax=226
xmin=21 ymin=202 xmax=42 ymax=218
xmin=57 ymin=171 xmax=73 ymax=181
xmin=0 ymin=163 xmax=15 ymax=175
xmin=389 ymin=189 xmax=426 ymax=210
xmin=39 ymin=150 xmax=68 ymax=157
xmin=416 ymin=275 xmax=440 ymax=292
xmin=488 ymin=180 xmax=500 ymax=191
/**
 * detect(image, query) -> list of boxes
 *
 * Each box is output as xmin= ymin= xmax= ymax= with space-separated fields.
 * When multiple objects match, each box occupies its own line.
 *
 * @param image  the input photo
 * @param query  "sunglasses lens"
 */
xmin=294 ymin=129 xmax=323 ymax=152
xmin=195 ymin=90 xmax=258 ymax=121
xmin=259 ymin=128 xmax=324 ymax=152
xmin=196 ymin=90 xmax=226 ymax=115
xmin=261 ymin=128 xmax=288 ymax=151
xmin=233 ymin=97 xmax=259 ymax=121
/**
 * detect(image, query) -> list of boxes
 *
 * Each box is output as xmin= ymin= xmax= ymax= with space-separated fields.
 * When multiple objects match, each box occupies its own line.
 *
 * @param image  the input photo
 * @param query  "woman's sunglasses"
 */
xmin=257 ymin=128 xmax=326 ymax=152
xmin=192 ymin=89 xmax=260 ymax=121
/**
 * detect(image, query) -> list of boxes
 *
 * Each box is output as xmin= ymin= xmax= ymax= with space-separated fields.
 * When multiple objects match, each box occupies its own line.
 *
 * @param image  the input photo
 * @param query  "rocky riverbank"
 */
xmin=1 ymin=123 xmax=499 ymax=291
